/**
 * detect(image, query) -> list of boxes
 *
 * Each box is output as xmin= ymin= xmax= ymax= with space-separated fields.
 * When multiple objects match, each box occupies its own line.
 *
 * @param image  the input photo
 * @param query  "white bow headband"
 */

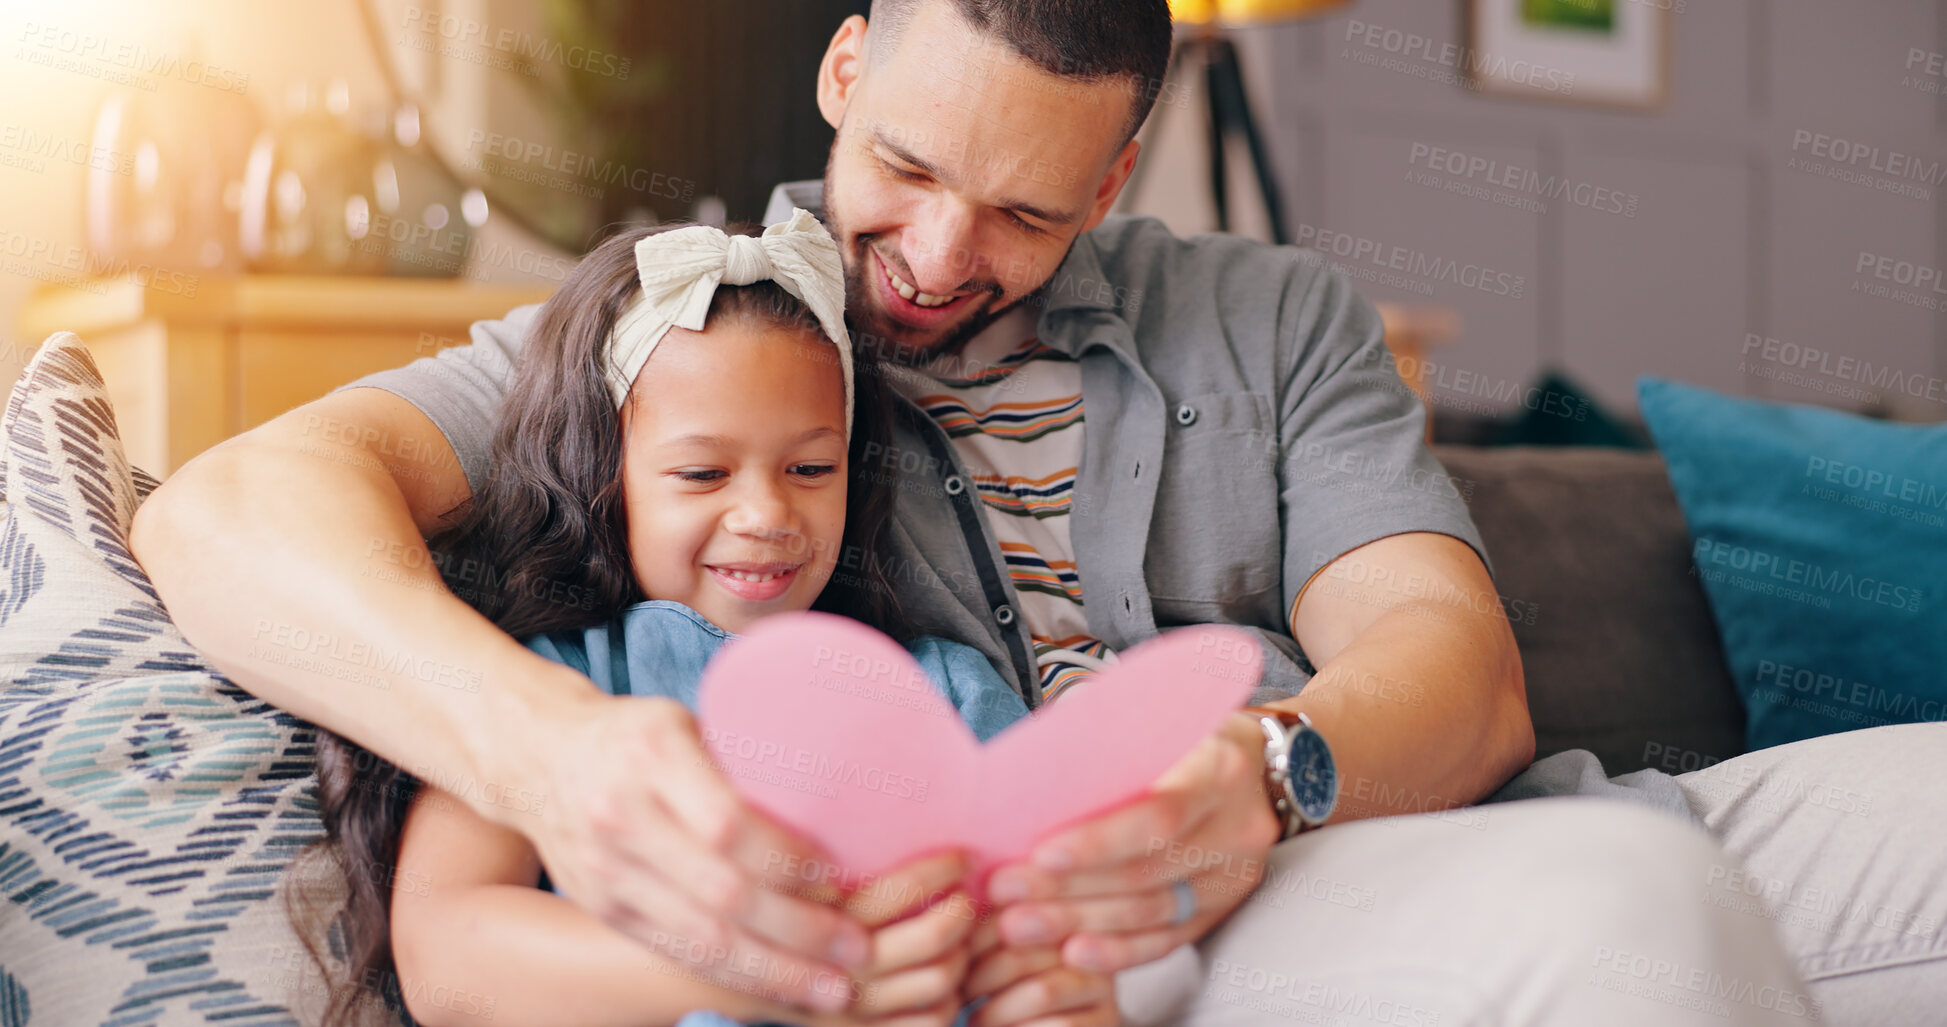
xmin=605 ymin=208 xmax=854 ymax=437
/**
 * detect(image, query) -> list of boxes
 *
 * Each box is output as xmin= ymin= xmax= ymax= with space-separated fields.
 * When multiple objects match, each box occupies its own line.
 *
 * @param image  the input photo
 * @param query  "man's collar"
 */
xmin=763 ymin=179 xmax=1126 ymax=356
xmin=984 ymin=233 xmax=1109 ymax=360
xmin=1036 ymin=234 xmax=1117 ymax=317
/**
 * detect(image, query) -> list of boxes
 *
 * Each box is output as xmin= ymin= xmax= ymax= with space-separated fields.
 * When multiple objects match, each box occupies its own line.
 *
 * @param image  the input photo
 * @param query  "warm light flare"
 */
xmin=1168 ymin=0 xmax=1354 ymax=26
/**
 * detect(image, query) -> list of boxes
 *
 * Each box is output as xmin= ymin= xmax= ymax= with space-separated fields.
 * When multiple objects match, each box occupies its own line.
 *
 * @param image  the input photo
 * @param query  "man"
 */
xmin=134 ymin=1 xmax=1945 ymax=1024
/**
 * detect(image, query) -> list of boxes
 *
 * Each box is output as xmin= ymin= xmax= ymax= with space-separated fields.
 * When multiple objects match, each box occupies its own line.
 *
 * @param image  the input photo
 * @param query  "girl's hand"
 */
xmin=803 ymin=851 xmax=980 ymax=1027
xmin=809 ymin=896 xmax=974 ymax=1026
xmin=961 ymin=918 xmax=1120 ymax=1027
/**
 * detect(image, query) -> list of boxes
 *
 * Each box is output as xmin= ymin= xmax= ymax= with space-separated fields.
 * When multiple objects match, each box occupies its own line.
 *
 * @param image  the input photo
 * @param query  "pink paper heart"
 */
xmin=696 ymin=612 xmax=1263 ymax=900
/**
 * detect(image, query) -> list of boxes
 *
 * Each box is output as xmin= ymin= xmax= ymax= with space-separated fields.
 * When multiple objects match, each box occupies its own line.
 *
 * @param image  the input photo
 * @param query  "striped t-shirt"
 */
xmin=896 ymin=307 xmax=1111 ymax=703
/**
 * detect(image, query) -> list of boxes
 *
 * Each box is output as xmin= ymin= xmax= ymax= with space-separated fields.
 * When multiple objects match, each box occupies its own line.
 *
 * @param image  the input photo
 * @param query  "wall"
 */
xmin=1122 ymin=0 xmax=1947 ymax=423
xmin=9 ymin=2 xmax=1943 ymax=426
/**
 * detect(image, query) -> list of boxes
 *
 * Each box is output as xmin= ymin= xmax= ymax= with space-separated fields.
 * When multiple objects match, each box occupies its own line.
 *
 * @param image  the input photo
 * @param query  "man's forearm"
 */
xmin=129 ymin=429 xmax=592 ymax=831
xmin=1267 ymin=597 xmax=1533 ymax=821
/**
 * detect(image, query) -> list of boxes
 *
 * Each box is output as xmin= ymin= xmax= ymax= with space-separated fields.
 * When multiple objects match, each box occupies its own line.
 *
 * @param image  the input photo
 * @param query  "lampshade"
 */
xmin=1169 ymin=0 xmax=1353 ymax=25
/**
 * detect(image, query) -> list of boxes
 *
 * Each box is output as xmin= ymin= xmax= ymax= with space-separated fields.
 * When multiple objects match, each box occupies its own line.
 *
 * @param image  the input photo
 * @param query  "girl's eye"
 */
xmin=674 ymin=470 xmax=726 ymax=483
xmin=791 ymin=463 xmax=839 ymax=478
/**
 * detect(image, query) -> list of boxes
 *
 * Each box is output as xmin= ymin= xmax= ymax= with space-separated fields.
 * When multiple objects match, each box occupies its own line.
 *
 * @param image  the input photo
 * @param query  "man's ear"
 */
xmin=817 ymin=15 xmax=869 ymax=130
xmin=1079 ymin=139 xmax=1142 ymax=235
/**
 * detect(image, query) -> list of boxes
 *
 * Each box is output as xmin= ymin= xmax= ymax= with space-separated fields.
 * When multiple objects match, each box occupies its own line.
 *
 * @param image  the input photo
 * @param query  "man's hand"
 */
xmin=530 ymin=691 xmax=875 ymax=1014
xmin=981 ymin=714 xmax=1279 ymax=974
xmin=973 ymin=533 xmax=1530 ymax=979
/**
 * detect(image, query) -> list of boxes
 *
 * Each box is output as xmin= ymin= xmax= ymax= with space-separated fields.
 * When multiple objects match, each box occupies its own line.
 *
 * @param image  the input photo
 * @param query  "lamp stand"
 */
xmin=1133 ymin=28 xmax=1292 ymax=245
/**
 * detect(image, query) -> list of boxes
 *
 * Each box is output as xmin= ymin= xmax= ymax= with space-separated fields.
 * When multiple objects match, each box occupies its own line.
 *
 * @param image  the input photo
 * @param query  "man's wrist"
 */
xmin=1222 ymin=710 xmax=1271 ymax=759
xmin=1240 ymin=705 xmax=1341 ymax=838
xmin=1222 ymin=711 xmax=1281 ymax=835
xmin=466 ymin=655 xmax=602 ymax=833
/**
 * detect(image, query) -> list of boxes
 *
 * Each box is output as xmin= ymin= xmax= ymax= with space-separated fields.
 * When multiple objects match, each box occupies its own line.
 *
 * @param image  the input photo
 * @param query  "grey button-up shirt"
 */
xmin=342 ymin=183 xmax=1488 ymax=708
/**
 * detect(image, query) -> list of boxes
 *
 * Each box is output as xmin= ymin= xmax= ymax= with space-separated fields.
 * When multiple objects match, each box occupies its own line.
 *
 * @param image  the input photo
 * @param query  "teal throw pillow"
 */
xmin=1638 ymin=377 xmax=1945 ymax=751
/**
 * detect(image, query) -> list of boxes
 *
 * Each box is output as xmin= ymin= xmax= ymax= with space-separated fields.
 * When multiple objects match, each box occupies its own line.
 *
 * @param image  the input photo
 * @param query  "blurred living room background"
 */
xmin=2 ymin=0 xmax=1944 ymax=475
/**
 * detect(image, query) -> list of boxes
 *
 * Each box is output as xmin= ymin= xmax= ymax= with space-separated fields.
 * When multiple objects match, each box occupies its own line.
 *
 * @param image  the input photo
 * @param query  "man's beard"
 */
xmin=839 ymin=249 xmax=1025 ymax=368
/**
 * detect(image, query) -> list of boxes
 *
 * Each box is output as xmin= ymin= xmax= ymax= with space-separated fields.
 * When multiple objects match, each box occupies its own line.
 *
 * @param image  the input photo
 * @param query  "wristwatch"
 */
xmin=1241 ymin=706 xmax=1338 ymax=842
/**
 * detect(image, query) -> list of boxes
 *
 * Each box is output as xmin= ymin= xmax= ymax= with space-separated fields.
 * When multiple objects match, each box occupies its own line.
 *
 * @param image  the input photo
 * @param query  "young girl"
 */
xmin=292 ymin=213 xmax=1040 ymax=1027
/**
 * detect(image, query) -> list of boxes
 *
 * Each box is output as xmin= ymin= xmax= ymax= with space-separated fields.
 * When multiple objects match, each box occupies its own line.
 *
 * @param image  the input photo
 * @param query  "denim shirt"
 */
xmin=342 ymin=185 xmax=1489 ymax=710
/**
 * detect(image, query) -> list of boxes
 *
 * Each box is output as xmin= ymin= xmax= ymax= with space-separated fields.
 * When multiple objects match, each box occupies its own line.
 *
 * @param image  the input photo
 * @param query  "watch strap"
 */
xmin=1241 ymin=705 xmax=1307 ymax=730
xmin=1241 ymin=705 xmax=1311 ymax=841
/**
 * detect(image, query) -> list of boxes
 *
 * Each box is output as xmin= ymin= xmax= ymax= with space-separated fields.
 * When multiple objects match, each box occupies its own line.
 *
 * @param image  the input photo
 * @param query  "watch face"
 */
xmin=1286 ymin=727 xmax=1338 ymax=822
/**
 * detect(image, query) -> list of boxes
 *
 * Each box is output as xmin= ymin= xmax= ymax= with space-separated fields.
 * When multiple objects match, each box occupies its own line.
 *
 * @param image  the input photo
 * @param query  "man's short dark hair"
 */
xmin=868 ymin=0 xmax=1174 ymax=143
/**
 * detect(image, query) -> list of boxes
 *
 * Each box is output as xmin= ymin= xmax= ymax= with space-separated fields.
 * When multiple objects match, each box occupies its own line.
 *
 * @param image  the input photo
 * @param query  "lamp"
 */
xmin=1169 ymin=0 xmax=1352 ymax=22
xmin=1153 ymin=0 xmax=1354 ymax=244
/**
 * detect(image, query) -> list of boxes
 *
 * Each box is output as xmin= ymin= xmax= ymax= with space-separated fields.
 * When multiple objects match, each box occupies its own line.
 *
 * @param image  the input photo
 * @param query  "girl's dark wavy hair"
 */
xmin=285 ymin=222 xmax=913 ymax=1027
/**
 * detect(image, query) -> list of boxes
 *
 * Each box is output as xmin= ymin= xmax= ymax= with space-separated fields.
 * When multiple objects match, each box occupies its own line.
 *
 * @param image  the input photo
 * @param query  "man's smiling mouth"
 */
xmin=883 ymin=260 xmax=958 ymax=308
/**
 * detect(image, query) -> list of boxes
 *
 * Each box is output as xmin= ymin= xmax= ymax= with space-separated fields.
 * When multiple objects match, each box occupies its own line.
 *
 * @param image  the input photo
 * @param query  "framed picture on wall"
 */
xmin=1467 ymin=0 xmax=1670 ymax=109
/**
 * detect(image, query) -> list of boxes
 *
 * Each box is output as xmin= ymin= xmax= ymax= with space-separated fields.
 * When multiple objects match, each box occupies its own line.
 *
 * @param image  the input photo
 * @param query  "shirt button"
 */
xmin=994 ymin=604 xmax=1017 ymax=626
xmin=1175 ymin=403 xmax=1199 ymax=426
xmin=944 ymin=475 xmax=966 ymax=496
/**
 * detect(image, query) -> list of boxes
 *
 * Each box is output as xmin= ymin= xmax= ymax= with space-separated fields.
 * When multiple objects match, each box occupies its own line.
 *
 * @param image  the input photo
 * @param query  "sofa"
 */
xmin=0 ymin=332 xmax=1747 ymax=1024
xmin=1434 ymin=444 xmax=1747 ymax=776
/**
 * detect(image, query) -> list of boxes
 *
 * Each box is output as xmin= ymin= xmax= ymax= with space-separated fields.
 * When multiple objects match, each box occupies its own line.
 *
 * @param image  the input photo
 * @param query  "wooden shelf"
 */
xmin=18 ymin=274 xmax=554 ymax=476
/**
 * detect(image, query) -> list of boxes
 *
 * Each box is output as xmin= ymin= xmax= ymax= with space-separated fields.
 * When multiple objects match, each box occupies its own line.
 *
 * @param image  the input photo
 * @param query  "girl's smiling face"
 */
xmin=618 ymin=321 xmax=850 ymax=633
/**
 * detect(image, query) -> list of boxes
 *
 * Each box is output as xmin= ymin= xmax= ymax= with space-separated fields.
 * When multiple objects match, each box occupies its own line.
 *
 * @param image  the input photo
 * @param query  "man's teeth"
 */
xmin=719 ymin=568 xmax=788 ymax=582
xmin=886 ymin=265 xmax=955 ymax=308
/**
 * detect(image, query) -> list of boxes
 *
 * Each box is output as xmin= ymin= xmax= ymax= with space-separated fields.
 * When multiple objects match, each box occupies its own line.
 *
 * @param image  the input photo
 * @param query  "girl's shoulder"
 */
xmin=615 ymin=599 xmax=734 ymax=640
xmin=901 ymin=633 xmax=980 ymax=669
xmin=902 ymin=634 xmax=1031 ymax=741
xmin=522 ymin=601 xmax=730 ymax=702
